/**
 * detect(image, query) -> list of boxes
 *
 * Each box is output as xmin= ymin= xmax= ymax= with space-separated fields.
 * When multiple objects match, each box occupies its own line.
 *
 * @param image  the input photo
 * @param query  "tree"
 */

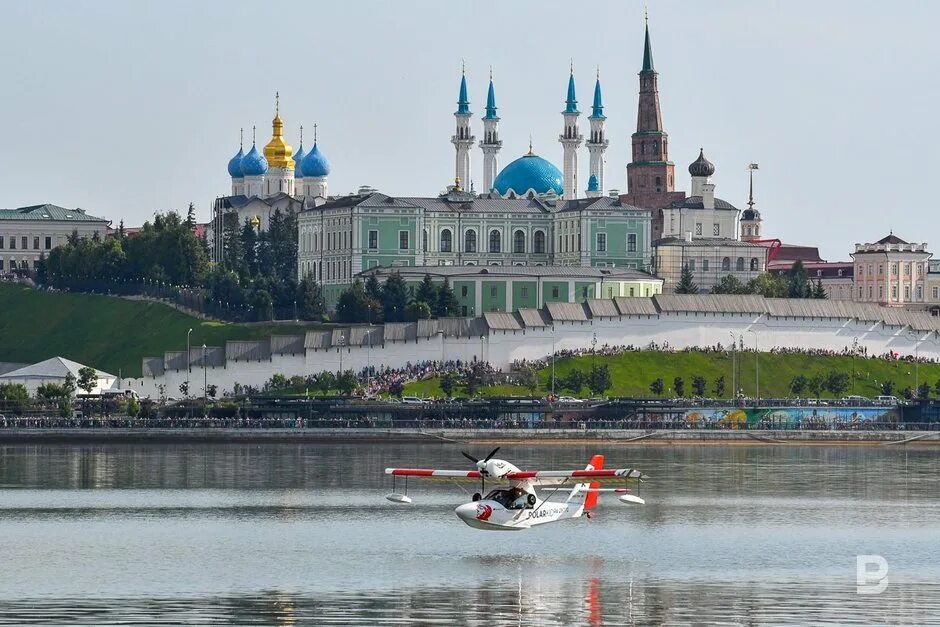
xmin=249 ymin=288 xmax=274 ymax=321
xmin=747 ymin=273 xmax=788 ymax=298
xmin=185 ymin=202 xmax=197 ymax=230
xmin=388 ymin=380 xmax=405 ymax=398
xmin=517 ymin=365 xmax=540 ymax=396
xmin=0 ymin=384 xmax=29 ymax=414
xmin=435 ymin=279 xmax=460 ymax=317
xmin=364 ymin=275 xmax=383 ymax=302
xmin=917 ymin=382 xmax=930 ymax=399
xmin=649 ymin=378 xmax=664 ymax=397
xmin=787 ymin=260 xmax=810 ymax=299
xmin=934 ymin=379 xmax=940 ymax=398
xmin=561 ymin=369 xmax=586 ymax=395
xmin=673 ymin=376 xmax=685 ymax=398
xmin=880 ymin=380 xmax=895 ymax=396
xmin=36 ymin=383 xmax=68 ymax=400
xmin=35 ymin=253 xmax=48 ymax=285
xmin=77 ymin=366 xmax=97 ymax=395
xmin=901 ymin=386 xmax=914 ymax=401
xmin=807 ymin=373 xmax=825 ymax=399
xmin=405 ymin=300 xmax=432 ymax=321
xmin=711 ymin=275 xmax=749 ymax=295
xmin=812 ymin=279 xmax=828 ymax=299
xmin=337 ymin=280 xmax=380 ymax=324
xmin=674 ymin=264 xmax=698 ymax=294
xmin=790 ymin=374 xmax=808 ymax=397
xmin=440 ymin=371 xmax=457 ymax=398
xmin=381 ymin=272 xmax=410 ymax=322
xmin=414 ymin=274 xmax=437 ymax=309
xmin=713 ymin=375 xmax=726 ymax=398
xmin=462 ymin=362 xmax=488 ymax=397
xmin=336 ymin=370 xmax=359 ymax=396
xmin=296 ymin=276 xmax=325 ymax=320
xmin=587 ymin=365 xmax=612 ymax=396
xmin=126 ymin=397 xmax=141 ymax=417
xmin=64 ymin=372 xmax=77 ymax=398
xmin=691 ymin=375 xmax=707 ymax=397
xmin=316 ymin=371 xmax=336 ymax=395
xmin=825 ymin=371 xmax=849 ymax=396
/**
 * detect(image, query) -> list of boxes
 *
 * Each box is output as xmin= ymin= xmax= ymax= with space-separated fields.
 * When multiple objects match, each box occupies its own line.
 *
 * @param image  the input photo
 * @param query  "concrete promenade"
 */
xmin=1 ymin=428 xmax=938 ymax=445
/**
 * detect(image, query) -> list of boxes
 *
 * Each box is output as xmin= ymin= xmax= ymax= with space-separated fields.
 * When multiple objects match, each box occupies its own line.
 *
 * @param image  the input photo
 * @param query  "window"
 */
xmin=933 ymin=287 xmax=939 ymax=299
xmin=0 ymin=236 xmax=3 ymax=249
xmin=916 ymin=286 xmax=922 ymax=300
xmin=878 ymin=264 xmax=883 ymax=275
xmin=33 ymin=237 xmax=39 ymax=250
xmin=0 ymin=260 xmax=3 ymax=270
xmin=904 ymin=264 xmax=910 ymax=276
xmin=751 ymin=258 xmax=759 ymax=271
xmin=891 ymin=263 xmax=898 ymax=275
xmin=368 ymin=230 xmax=378 ymax=249
xmin=489 ymin=230 xmax=501 ymax=253
xmin=736 ymin=257 xmax=745 ymax=271
xmin=838 ymin=269 xmax=843 ymax=277
xmin=21 ymin=237 xmax=27 ymax=249
xmin=441 ymin=229 xmax=452 ymax=253
xmin=552 ymin=287 xmax=559 ymax=298
xmin=722 ymin=257 xmax=730 ymax=271
xmin=629 ymin=287 xmax=635 ymax=297
xmin=904 ymin=286 xmax=910 ymax=300
xmin=702 ymin=259 xmax=709 ymax=271
xmin=870 ymin=286 xmax=874 ymax=298
xmin=892 ymin=285 xmax=898 ymax=299
xmin=627 ymin=234 xmax=637 ymax=252
xmin=859 ymin=287 xmax=863 ymax=299
xmin=582 ymin=287 xmax=589 ymax=298
xmin=688 ymin=259 xmax=696 ymax=271
xmin=9 ymin=237 xmax=15 ymax=250
xmin=879 ymin=286 xmax=884 ymax=299
xmin=695 ymin=223 xmax=702 ymax=236
xmin=534 ymin=230 xmax=545 ymax=254
xmin=461 ymin=286 xmax=468 ymax=297
xmin=513 ymin=230 xmax=525 ymax=253
xmin=490 ymin=286 xmax=497 ymax=297
xmin=399 ymin=231 xmax=409 ymax=250
xmin=465 ymin=230 xmax=477 ymax=252
xmin=521 ymin=286 xmax=529 ymax=298
xmin=596 ymin=233 xmax=607 ymax=252
xmin=713 ymin=223 xmax=720 ymax=236
xmin=422 ymin=229 xmax=427 ymax=251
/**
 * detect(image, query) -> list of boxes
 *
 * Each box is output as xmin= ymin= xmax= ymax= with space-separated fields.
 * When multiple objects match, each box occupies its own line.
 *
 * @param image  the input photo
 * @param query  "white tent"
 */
xmin=0 ymin=357 xmax=115 ymax=396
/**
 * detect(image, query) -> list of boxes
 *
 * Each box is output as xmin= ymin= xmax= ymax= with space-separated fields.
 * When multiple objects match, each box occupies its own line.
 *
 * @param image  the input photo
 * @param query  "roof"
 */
xmin=877 ymin=234 xmax=908 ymax=245
xmin=670 ymin=196 xmax=738 ymax=211
xmin=642 ymin=22 xmax=655 ymax=72
xmin=654 ymin=294 xmax=768 ymax=314
xmin=771 ymin=244 xmax=824 ymax=263
xmin=493 ymin=154 xmax=564 ymax=197
xmin=654 ymin=237 xmax=765 ymax=249
xmin=0 ymin=204 xmax=109 ymax=223
xmin=358 ymin=264 xmax=661 ymax=282
xmin=0 ymin=356 xmax=114 ymax=381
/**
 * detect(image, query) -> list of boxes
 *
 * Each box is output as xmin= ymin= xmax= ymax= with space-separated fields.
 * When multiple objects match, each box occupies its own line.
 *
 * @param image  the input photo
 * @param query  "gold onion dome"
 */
xmin=263 ymin=93 xmax=294 ymax=169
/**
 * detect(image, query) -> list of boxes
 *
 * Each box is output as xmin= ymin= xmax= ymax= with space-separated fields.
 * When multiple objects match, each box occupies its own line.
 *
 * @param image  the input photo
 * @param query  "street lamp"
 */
xmin=480 ymin=334 xmax=486 ymax=364
xmin=202 ymin=343 xmax=207 ymax=403
xmin=852 ymin=337 xmax=859 ymax=396
xmin=748 ymin=329 xmax=759 ymax=405
xmin=729 ymin=331 xmax=736 ymax=402
xmin=908 ymin=330 xmax=920 ymax=396
xmin=551 ymin=323 xmax=557 ymax=397
xmin=186 ymin=328 xmax=193 ymax=419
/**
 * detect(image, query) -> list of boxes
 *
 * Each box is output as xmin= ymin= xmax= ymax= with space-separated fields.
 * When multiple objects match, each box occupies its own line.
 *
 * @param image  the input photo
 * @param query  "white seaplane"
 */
xmin=384 ymin=448 xmax=648 ymax=531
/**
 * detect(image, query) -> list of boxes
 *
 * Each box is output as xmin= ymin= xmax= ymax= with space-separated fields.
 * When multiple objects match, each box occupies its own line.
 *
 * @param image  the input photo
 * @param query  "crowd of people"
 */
xmin=357 ymin=359 xmax=500 ymax=397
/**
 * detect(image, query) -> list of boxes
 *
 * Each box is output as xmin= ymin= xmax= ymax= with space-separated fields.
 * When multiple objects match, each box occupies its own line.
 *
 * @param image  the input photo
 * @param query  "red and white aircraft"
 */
xmin=384 ymin=448 xmax=648 ymax=531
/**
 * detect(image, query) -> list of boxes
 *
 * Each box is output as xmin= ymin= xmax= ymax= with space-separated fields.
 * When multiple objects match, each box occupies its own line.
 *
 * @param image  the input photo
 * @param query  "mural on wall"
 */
xmin=682 ymin=407 xmax=900 ymax=429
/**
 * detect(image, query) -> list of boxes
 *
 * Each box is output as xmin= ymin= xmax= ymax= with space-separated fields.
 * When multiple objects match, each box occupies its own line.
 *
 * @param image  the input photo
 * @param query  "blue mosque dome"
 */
xmin=493 ymin=152 xmax=564 ymax=197
xmin=240 ymin=144 xmax=268 ymax=177
xmin=293 ymin=143 xmax=306 ymax=178
xmin=227 ymin=147 xmax=245 ymax=178
xmin=301 ymin=143 xmax=331 ymax=178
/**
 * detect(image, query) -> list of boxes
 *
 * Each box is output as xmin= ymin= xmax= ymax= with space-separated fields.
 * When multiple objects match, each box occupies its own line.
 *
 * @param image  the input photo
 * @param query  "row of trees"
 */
xmin=675 ymin=261 xmax=828 ymax=298
xmin=335 ymin=274 xmax=459 ymax=323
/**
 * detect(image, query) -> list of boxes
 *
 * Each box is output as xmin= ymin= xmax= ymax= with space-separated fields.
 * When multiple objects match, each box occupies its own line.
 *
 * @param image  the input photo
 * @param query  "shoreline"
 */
xmin=0 ymin=428 xmax=937 ymax=446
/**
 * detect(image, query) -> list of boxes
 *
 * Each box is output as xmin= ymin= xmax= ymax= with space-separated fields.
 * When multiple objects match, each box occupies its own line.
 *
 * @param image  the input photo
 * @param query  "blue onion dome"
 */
xmin=240 ymin=144 xmax=268 ymax=176
xmin=493 ymin=153 xmax=564 ymax=196
xmin=586 ymin=174 xmax=599 ymax=193
xmin=227 ymin=147 xmax=245 ymax=178
xmin=301 ymin=143 xmax=331 ymax=177
xmin=688 ymin=148 xmax=715 ymax=177
xmin=293 ymin=143 xmax=306 ymax=178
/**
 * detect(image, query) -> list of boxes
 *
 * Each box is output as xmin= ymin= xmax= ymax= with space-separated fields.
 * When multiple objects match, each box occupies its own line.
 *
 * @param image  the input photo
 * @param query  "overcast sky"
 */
xmin=1 ymin=0 xmax=937 ymax=260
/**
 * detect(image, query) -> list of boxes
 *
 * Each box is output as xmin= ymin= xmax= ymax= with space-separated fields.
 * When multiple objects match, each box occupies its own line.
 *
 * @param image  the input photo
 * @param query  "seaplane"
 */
xmin=384 ymin=448 xmax=648 ymax=531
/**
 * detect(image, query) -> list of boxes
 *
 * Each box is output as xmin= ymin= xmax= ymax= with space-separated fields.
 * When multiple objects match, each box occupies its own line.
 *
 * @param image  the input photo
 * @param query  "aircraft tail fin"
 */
xmin=583 ymin=455 xmax=604 ymax=511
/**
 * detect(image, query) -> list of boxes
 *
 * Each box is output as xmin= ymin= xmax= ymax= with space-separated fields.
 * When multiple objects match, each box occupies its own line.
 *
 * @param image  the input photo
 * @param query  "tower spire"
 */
xmin=480 ymin=66 xmax=501 ymax=192
xmin=313 ymin=123 xmax=318 ymax=144
xmin=452 ymin=66 xmax=474 ymax=190
xmin=275 ymin=91 xmax=280 ymax=116
xmin=560 ymin=65 xmax=583 ymax=200
xmin=586 ymin=66 xmax=608 ymax=198
xmin=642 ymin=13 xmax=655 ymax=73
xmin=299 ymin=124 xmax=304 ymax=148
xmin=240 ymin=127 xmax=244 ymax=149
xmin=252 ymin=125 xmax=256 ymax=144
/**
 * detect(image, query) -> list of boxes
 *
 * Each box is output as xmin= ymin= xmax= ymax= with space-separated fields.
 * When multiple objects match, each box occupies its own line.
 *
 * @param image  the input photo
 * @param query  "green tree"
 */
xmin=711 ymin=275 xmax=749 ymax=295
xmin=35 ymin=253 xmax=48 ymax=285
xmin=673 ymin=376 xmax=685 ymax=397
xmin=381 ymin=273 xmax=410 ymax=322
xmin=296 ymin=276 xmax=325 ymax=320
xmin=674 ymin=265 xmax=698 ymax=294
xmin=414 ymin=274 xmax=437 ymax=308
xmin=440 ymin=371 xmax=457 ymax=398
xmin=587 ymin=365 xmax=612 ymax=396
xmin=517 ymin=365 xmax=540 ymax=396
xmin=917 ymin=382 xmax=930 ymax=399
xmin=812 ymin=279 xmax=828 ymax=299
xmin=364 ymin=275 xmax=383 ymax=302
xmin=561 ymin=370 xmax=586 ymax=395
xmin=0 ymin=383 xmax=29 ymax=414
xmin=435 ymin=279 xmax=460 ymax=317
xmin=790 ymin=374 xmax=808 ymax=397
xmin=691 ymin=375 xmax=707 ymax=397
xmin=185 ymin=202 xmax=197 ymax=229
xmin=747 ymin=273 xmax=789 ymax=298
xmin=250 ymin=288 xmax=274 ymax=321
xmin=336 ymin=370 xmax=359 ymax=396
xmin=880 ymin=380 xmax=895 ymax=396
xmin=650 ymin=378 xmax=664 ymax=397
xmin=405 ymin=300 xmax=432 ymax=321
xmin=462 ymin=362 xmax=488 ymax=397
xmin=240 ymin=218 xmax=258 ymax=276
xmin=63 ymin=372 xmax=77 ymax=398
xmin=807 ymin=373 xmax=825 ymax=399
xmin=388 ymin=380 xmax=405 ymax=398
xmin=713 ymin=375 xmax=726 ymax=398
xmin=336 ymin=280 xmax=373 ymax=323
xmin=126 ymin=397 xmax=141 ymax=417
xmin=825 ymin=371 xmax=849 ymax=396
xmin=934 ymin=379 xmax=940 ymax=398
xmin=36 ymin=383 xmax=68 ymax=400
xmin=77 ymin=366 xmax=97 ymax=395
xmin=901 ymin=386 xmax=914 ymax=401
xmin=787 ymin=260 xmax=810 ymax=298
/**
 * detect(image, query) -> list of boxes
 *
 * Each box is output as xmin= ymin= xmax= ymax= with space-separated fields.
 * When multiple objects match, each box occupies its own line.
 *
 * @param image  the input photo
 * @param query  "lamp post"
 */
xmin=909 ymin=330 xmax=920 ymax=396
xmin=551 ymin=323 xmax=557 ymax=397
xmin=852 ymin=337 xmax=859 ymax=396
xmin=338 ymin=334 xmax=346 ymax=374
xmin=748 ymin=329 xmax=759 ymax=405
xmin=480 ymin=334 xmax=485 ymax=364
xmin=729 ymin=331 xmax=736 ymax=402
xmin=186 ymin=328 xmax=193 ymax=419
xmin=202 ymin=343 xmax=207 ymax=403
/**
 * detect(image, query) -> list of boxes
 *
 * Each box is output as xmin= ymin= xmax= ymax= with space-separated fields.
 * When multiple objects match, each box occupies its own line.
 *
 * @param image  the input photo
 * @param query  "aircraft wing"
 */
xmin=506 ymin=468 xmax=648 ymax=485
xmin=385 ymin=468 xmax=484 ymax=482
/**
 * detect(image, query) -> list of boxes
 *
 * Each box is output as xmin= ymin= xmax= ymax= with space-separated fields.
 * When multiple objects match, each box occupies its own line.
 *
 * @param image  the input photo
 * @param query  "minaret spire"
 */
xmin=480 ymin=67 xmax=501 ymax=192
xmin=560 ymin=65 xmax=583 ymax=200
xmin=240 ymin=127 xmax=244 ymax=149
xmin=586 ymin=68 xmax=608 ymax=198
xmin=452 ymin=66 xmax=474 ymax=190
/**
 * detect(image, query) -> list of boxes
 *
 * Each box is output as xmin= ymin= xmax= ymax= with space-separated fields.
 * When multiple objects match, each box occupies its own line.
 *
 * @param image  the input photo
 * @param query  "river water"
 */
xmin=0 ymin=442 xmax=938 ymax=625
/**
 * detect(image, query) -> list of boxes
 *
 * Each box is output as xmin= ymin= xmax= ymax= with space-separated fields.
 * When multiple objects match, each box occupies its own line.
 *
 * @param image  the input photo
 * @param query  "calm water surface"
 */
xmin=0 ymin=442 xmax=938 ymax=625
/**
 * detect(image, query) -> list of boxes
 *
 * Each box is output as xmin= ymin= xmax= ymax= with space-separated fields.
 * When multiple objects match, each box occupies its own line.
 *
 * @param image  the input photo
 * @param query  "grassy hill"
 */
xmin=405 ymin=350 xmax=940 ymax=399
xmin=0 ymin=283 xmax=319 ymax=377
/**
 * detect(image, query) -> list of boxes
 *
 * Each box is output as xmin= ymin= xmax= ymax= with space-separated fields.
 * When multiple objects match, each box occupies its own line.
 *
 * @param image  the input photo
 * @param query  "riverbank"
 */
xmin=0 ymin=428 xmax=938 ymax=445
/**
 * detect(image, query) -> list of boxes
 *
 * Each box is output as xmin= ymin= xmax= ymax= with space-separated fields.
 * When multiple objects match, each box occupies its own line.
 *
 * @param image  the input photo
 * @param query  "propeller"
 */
xmin=461 ymin=447 xmax=500 ymax=495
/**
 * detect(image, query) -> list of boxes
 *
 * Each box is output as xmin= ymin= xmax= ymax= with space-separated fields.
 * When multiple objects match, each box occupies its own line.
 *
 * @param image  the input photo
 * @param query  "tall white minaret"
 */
xmin=451 ymin=65 xmax=475 ymax=191
xmin=559 ymin=64 xmax=582 ymax=200
xmin=585 ymin=68 xmax=608 ymax=199
xmin=480 ymin=68 xmax=502 ymax=194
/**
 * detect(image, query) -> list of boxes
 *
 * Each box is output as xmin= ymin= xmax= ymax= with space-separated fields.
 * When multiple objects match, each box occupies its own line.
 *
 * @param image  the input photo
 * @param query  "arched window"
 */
xmin=513 ymin=230 xmax=525 ymax=253
xmin=440 ymin=229 xmax=452 ymax=253
xmin=465 ymin=230 xmax=477 ymax=253
xmin=489 ymin=230 xmax=501 ymax=253
xmin=422 ymin=229 xmax=428 ymax=251
xmin=722 ymin=257 xmax=730 ymax=271
xmin=736 ymin=257 xmax=745 ymax=271
xmin=749 ymin=257 xmax=759 ymax=271
xmin=533 ymin=230 xmax=545 ymax=254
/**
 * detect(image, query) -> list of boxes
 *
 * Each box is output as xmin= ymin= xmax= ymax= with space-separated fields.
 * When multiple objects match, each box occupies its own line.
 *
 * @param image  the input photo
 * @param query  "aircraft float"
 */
xmin=384 ymin=448 xmax=648 ymax=531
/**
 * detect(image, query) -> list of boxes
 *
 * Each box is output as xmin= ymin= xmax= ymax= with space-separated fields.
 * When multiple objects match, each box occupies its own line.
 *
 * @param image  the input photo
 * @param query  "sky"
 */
xmin=1 ymin=0 xmax=938 ymax=261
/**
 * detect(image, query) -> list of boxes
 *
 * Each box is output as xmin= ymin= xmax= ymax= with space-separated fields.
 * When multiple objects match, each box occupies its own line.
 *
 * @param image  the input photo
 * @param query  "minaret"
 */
xmin=626 ymin=16 xmax=675 ymax=197
xmin=262 ymin=92 xmax=295 ymax=197
xmin=740 ymin=163 xmax=762 ymax=242
xmin=480 ymin=68 xmax=502 ymax=193
xmin=585 ymin=68 xmax=608 ymax=199
xmin=559 ymin=63 xmax=583 ymax=200
xmin=451 ymin=65 xmax=475 ymax=191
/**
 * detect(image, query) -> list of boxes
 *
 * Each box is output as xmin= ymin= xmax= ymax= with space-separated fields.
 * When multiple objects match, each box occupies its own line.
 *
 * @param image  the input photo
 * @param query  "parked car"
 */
xmin=400 ymin=396 xmax=427 ymax=405
xmin=556 ymin=396 xmax=584 ymax=404
xmin=875 ymin=395 xmax=900 ymax=406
